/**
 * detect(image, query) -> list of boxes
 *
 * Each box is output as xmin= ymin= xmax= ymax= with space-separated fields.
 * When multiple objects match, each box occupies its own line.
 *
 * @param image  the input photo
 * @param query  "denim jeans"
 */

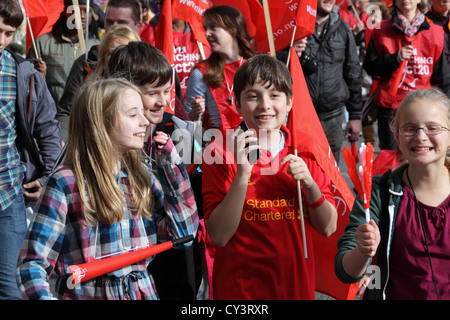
xmin=0 ymin=188 xmax=27 ymax=300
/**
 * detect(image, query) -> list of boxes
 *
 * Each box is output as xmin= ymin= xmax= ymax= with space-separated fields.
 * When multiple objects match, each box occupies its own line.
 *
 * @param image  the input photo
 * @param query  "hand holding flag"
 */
xmin=343 ymin=142 xmax=374 ymax=224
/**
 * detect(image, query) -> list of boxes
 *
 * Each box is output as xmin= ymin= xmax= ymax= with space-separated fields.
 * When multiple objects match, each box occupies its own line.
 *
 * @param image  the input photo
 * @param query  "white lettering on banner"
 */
xmin=307 ymin=5 xmax=317 ymax=17
xmin=273 ymin=19 xmax=296 ymax=40
xmin=177 ymin=0 xmax=210 ymax=15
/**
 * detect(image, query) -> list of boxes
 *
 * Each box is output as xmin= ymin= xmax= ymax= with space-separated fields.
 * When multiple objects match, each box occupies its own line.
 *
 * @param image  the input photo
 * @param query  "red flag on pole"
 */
xmin=172 ymin=0 xmax=211 ymax=47
xmin=254 ymin=0 xmax=317 ymax=53
xmin=287 ymin=47 xmax=359 ymax=300
xmin=155 ymin=0 xmax=176 ymax=114
xmin=22 ymin=0 xmax=65 ymax=52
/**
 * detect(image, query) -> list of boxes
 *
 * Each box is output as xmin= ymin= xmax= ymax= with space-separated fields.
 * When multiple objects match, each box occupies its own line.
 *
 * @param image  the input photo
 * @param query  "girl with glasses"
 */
xmin=335 ymin=88 xmax=450 ymax=300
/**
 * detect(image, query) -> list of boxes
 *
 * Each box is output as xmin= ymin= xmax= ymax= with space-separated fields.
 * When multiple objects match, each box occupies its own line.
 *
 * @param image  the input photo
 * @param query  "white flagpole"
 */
xmin=72 ymin=0 xmax=86 ymax=55
xmin=262 ymin=0 xmax=276 ymax=57
xmin=85 ymin=0 xmax=90 ymax=61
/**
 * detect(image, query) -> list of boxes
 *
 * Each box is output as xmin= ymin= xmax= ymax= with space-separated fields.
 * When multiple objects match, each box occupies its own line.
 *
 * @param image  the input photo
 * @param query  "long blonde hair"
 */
xmin=65 ymin=79 xmax=153 ymax=225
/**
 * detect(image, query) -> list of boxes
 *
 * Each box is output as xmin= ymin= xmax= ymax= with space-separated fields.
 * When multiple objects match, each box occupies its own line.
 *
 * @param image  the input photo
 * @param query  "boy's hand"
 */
xmin=281 ymin=154 xmax=315 ymax=189
xmin=33 ymin=58 xmax=47 ymax=77
xmin=153 ymin=131 xmax=170 ymax=149
xmin=355 ymin=220 xmax=380 ymax=259
xmin=233 ymin=128 xmax=259 ymax=176
xmin=23 ymin=180 xmax=43 ymax=202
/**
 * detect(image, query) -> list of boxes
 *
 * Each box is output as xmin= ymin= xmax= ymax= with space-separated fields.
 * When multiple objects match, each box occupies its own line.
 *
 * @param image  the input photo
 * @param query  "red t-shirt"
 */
xmin=202 ymin=126 xmax=335 ymax=299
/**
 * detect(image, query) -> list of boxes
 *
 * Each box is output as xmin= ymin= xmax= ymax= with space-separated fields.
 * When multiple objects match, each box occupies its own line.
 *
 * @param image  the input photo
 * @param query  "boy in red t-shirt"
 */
xmin=202 ymin=54 xmax=338 ymax=299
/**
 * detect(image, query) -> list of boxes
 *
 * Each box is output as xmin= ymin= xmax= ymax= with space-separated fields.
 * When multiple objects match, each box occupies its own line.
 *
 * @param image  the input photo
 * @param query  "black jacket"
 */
xmin=289 ymin=7 xmax=363 ymax=121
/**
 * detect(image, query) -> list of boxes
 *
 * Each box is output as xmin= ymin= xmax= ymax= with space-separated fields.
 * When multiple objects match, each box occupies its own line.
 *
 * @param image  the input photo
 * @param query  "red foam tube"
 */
xmin=69 ymin=235 xmax=194 ymax=285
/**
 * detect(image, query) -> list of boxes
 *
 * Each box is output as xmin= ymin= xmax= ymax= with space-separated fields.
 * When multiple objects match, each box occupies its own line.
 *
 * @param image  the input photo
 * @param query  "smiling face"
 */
xmin=236 ymin=78 xmax=292 ymax=133
xmin=110 ymin=88 xmax=149 ymax=154
xmin=395 ymin=99 xmax=450 ymax=168
xmin=140 ymin=80 xmax=171 ymax=125
xmin=317 ymin=0 xmax=336 ymax=17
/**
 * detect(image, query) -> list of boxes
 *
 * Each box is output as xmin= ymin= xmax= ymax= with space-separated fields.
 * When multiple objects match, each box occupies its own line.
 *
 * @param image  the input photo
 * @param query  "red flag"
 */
xmin=287 ymin=47 xmax=359 ymax=300
xmin=22 ymin=0 xmax=65 ymax=52
xmin=254 ymin=0 xmax=317 ymax=53
xmin=155 ymin=0 xmax=176 ymax=114
xmin=172 ymin=0 xmax=210 ymax=47
xmin=335 ymin=0 xmax=349 ymax=10
xmin=212 ymin=0 xmax=262 ymax=38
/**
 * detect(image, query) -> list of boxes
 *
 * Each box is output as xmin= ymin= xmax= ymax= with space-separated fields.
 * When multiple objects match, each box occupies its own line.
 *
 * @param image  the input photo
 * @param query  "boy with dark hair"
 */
xmin=108 ymin=41 xmax=205 ymax=299
xmin=0 ymin=0 xmax=61 ymax=299
xmin=202 ymin=54 xmax=337 ymax=299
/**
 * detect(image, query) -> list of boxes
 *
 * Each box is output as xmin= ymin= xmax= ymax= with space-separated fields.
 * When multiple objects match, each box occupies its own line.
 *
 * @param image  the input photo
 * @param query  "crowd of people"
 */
xmin=1 ymin=0 xmax=449 ymax=300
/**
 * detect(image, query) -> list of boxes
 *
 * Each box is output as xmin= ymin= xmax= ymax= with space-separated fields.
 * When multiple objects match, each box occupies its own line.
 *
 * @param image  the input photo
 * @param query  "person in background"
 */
xmin=426 ymin=0 xmax=450 ymax=67
xmin=184 ymin=5 xmax=256 ymax=131
xmin=281 ymin=0 xmax=362 ymax=164
xmin=363 ymin=0 xmax=450 ymax=150
xmin=27 ymin=0 xmax=100 ymax=105
xmin=56 ymin=0 xmax=144 ymax=142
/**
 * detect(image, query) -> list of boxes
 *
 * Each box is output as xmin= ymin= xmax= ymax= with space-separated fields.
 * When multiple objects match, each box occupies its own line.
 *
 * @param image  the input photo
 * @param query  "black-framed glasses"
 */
xmin=398 ymin=125 xmax=450 ymax=136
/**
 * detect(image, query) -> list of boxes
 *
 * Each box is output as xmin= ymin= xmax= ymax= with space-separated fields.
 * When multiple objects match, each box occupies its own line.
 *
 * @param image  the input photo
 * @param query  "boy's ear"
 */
xmin=235 ymin=99 xmax=242 ymax=115
xmin=286 ymin=96 xmax=293 ymax=112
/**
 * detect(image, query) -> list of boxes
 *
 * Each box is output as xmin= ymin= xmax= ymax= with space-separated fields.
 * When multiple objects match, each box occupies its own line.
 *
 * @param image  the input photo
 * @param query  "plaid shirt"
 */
xmin=0 ymin=50 xmax=26 ymax=210
xmin=16 ymin=140 xmax=198 ymax=300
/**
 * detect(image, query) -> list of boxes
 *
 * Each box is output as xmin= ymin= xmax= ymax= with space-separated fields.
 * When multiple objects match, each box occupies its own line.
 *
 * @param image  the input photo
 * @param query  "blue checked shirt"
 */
xmin=16 ymin=140 xmax=198 ymax=300
xmin=0 ymin=50 xmax=26 ymax=210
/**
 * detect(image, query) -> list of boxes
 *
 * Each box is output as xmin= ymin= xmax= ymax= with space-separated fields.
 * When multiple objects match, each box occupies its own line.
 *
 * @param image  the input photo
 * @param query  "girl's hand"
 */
xmin=355 ymin=220 xmax=381 ymax=259
xmin=281 ymin=154 xmax=315 ymax=189
xmin=189 ymin=96 xmax=206 ymax=122
xmin=399 ymin=44 xmax=414 ymax=61
xmin=153 ymin=131 xmax=170 ymax=149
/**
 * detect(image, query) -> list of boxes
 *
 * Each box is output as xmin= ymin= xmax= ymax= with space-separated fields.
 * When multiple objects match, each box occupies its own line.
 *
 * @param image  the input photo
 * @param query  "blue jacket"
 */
xmin=10 ymin=50 xmax=62 ymax=187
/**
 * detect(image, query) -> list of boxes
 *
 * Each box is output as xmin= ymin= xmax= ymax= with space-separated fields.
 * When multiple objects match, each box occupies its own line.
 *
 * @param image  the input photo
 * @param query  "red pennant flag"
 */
xmin=254 ymin=0 xmax=317 ymax=53
xmin=212 ymin=0 xmax=262 ymax=38
xmin=172 ymin=0 xmax=210 ymax=47
xmin=22 ymin=0 xmax=65 ymax=52
xmin=155 ymin=0 xmax=176 ymax=114
xmin=287 ymin=47 xmax=359 ymax=300
xmin=335 ymin=0 xmax=349 ymax=10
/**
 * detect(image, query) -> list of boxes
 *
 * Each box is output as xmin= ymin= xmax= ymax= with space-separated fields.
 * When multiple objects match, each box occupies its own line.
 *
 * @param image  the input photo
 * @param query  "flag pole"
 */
xmin=72 ymin=0 xmax=86 ymax=55
xmin=262 ymin=0 xmax=276 ymax=57
xmin=294 ymin=149 xmax=308 ymax=260
xmin=85 ymin=0 xmax=90 ymax=61
xmin=197 ymin=41 xmax=206 ymax=60
xmin=26 ymin=17 xmax=39 ymax=59
xmin=286 ymin=25 xmax=297 ymax=68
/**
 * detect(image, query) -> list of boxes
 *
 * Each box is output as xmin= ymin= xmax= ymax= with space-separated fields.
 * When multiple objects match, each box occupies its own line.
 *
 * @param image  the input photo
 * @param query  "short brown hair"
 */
xmin=0 ymin=0 xmax=24 ymax=29
xmin=233 ymin=54 xmax=293 ymax=105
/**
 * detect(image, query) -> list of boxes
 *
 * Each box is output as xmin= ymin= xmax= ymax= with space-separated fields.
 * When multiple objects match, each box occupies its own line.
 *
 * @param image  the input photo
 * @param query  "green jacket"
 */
xmin=335 ymin=164 xmax=407 ymax=300
xmin=27 ymin=32 xmax=99 ymax=105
